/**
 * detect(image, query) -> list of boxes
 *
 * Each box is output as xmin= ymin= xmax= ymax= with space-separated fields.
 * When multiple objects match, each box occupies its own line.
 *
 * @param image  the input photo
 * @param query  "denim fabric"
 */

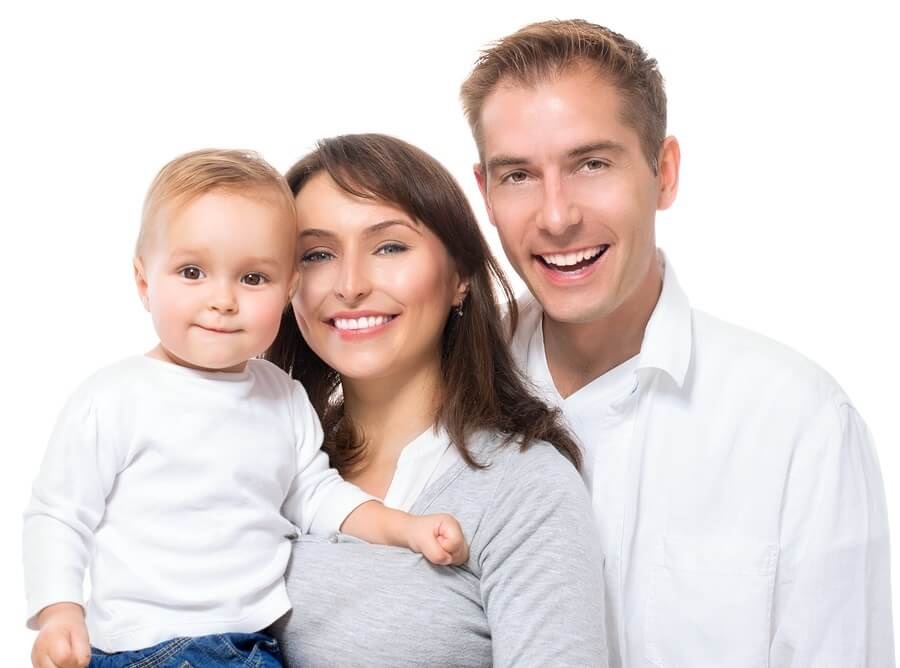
xmin=89 ymin=632 xmax=282 ymax=667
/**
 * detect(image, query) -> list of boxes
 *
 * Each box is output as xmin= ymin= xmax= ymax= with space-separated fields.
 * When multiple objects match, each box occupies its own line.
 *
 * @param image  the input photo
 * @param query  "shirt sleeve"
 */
xmin=770 ymin=398 xmax=894 ymax=666
xmin=476 ymin=445 xmax=609 ymax=668
xmin=281 ymin=382 xmax=374 ymax=536
xmin=22 ymin=391 xmax=118 ymax=629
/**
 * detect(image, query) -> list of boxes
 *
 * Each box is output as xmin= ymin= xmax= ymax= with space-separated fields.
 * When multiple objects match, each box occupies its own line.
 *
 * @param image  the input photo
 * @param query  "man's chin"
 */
xmin=537 ymin=293 xmax=614 ymax=327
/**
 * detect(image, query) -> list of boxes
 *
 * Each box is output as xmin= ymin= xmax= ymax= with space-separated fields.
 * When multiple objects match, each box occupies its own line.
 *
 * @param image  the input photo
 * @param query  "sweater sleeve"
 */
xmin=476 ymin=444 xmax=609 ymax=667
xmin=23 ymin=390 xmax=119 ymax=628
xmin=281 ymin=381 xmax=374 ymax=535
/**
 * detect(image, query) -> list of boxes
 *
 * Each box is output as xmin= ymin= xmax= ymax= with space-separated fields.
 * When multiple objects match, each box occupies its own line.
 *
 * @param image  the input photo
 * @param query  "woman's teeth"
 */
xmin=333 ymin=315 xmax=394 ymax=330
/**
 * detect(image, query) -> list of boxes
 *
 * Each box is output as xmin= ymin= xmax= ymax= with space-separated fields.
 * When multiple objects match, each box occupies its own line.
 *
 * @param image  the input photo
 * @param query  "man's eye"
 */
xmin=581 ymin=159 xmax=608 ymax=172
xmin=300 ymin=250 xmax=333 ymax=264
xmin=179 ymin=266 xmax=204 ymax=280
xmin=502 ymin=170 xmax=529 ymax=184
xmin=241 ymin=273 xmax=267 ymax=286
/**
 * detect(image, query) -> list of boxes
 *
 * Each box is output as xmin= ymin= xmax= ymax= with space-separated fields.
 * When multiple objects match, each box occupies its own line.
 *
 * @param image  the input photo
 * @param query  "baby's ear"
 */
xmin=133 ymin=257 xmax=150 ymax=311
xmin=287 ymin=270 xmax=300 ymax=302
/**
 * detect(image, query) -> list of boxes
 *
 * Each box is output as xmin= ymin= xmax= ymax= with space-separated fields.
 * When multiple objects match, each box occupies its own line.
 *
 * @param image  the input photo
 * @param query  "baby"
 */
xmin=23 ymin=149 xmax=467 ymax=667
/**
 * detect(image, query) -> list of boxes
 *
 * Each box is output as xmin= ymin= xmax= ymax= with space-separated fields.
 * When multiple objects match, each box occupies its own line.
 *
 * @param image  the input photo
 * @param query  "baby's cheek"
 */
xmin=256 ymin=296 xmax=290 ymax=341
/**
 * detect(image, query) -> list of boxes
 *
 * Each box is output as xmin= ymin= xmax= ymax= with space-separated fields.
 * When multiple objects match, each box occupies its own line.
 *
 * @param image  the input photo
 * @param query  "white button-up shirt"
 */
xmin=510 ymin=254 xmax=894 ymax=668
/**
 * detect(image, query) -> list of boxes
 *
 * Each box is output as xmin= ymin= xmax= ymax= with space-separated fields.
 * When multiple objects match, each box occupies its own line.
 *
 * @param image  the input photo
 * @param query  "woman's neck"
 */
xmin=340 ymin=356 xmax=442 ymax=494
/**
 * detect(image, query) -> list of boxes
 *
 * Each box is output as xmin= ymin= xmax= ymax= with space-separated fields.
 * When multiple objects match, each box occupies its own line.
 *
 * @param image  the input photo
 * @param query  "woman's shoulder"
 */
xmin=471 ymin=431 xmax=584 ymax=489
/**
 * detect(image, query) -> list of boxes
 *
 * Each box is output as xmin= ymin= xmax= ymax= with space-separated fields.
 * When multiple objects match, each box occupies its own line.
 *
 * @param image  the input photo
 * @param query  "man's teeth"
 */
xmin=333 ymin=315 xmax=394 ymax=331
xmin=540 ymin=245 xmax=606 ymax=267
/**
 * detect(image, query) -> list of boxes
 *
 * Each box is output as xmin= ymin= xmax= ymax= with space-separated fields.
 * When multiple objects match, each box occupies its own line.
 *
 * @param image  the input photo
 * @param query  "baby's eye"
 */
xmin=300 ymin=250 xmax=334 ymax=264
xmin=179 ymin=266 xmax=205 ymax=280
xmin=241 ymin=273 xmax=267 ymax=286
xmin=375 ymin=242 xmax=409 ymax=256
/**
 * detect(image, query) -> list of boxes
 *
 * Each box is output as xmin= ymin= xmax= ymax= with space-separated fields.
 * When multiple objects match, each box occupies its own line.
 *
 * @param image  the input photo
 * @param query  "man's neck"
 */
xmin=543 ymin=255 xmax=663 ymax=399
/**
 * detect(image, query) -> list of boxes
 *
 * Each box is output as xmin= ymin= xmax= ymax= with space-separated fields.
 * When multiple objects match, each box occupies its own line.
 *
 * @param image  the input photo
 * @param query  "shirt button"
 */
xmin=328 ymin=532 xmax=340 ymax=543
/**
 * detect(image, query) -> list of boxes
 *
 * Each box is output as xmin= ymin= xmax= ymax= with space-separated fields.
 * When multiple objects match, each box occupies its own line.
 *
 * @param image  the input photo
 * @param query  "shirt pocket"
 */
xmin=645 ymin=534 xmax=778 ymax=668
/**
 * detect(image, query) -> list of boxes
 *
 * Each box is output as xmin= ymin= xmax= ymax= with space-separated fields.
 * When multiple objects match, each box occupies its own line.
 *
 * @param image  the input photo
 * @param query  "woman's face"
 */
xmin=292 ymin=172 xmax=466 ymax=383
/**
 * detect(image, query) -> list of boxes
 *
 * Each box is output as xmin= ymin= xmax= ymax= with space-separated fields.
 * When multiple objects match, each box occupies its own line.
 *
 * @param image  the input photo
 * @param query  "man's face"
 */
xmin=476 ymin=66 xmax=676 ymax=325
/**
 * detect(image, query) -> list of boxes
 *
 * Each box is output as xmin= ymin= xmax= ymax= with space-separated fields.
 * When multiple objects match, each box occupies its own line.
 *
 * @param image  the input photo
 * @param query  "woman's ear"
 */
xmin=454 ymin=277 xmax=470 ymax=308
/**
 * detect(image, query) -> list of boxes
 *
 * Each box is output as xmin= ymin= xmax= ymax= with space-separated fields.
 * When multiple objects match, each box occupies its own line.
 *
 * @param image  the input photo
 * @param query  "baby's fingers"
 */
xmin=435 ymin=517 xmax=469 ymax=565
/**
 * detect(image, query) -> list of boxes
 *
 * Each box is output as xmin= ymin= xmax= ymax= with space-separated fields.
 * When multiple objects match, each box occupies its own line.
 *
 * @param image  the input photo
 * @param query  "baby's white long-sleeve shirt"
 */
xmin=23 ymin=356 xmax=372 ymax=652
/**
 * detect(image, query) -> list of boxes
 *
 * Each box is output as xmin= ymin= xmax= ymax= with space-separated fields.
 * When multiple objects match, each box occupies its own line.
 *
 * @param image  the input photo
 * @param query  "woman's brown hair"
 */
xmin=266 ymin=133 xmax=580 ymax=473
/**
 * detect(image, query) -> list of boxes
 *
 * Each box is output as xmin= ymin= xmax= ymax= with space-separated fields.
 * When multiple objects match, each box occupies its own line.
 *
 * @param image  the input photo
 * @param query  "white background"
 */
xmin=2 ymin=0 xmax=898 ymax=660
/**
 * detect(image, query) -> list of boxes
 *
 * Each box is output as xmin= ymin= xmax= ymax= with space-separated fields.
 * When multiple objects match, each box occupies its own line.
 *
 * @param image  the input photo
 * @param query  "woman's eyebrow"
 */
xmin=298 ymin=219 xmax=421 ymax=241
xmin=364 ymin=219 xmax=421 ymax=236
xmin=298 ymin=228 xmax=336 ymax=240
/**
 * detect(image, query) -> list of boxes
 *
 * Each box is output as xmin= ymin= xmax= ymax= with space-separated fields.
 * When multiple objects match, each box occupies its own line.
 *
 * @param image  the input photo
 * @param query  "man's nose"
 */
xmin=535 ymin=172 xmax=581 ymax=236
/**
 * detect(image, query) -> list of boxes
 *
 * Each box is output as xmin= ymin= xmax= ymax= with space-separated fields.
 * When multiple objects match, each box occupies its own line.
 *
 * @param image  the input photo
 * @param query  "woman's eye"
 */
xmin=241 ymin=273 xmax=267 ymax=286
xmin=300 ymin=250 xmax=333 ymax=264
xmin=179 ymin=266 xmax=204 ymax=280
xmin=375 ymin=242 xmax=408 ymax=256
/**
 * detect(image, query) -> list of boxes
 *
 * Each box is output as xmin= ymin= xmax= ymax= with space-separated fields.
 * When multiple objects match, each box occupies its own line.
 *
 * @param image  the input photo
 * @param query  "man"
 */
xmin=461 ymin=19 xmax=893 ymax=667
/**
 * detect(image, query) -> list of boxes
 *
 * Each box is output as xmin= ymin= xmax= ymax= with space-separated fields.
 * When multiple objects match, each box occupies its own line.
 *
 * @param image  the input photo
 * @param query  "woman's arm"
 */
xmin=477 ymin=444 xmax=609 ymax=667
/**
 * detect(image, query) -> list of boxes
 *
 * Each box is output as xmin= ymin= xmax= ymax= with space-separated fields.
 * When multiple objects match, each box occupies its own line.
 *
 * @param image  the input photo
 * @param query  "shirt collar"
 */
xmin=382 ymin=425 xmax=452 ymax=512
xmin=636 ymin=251 xmax=692 ymax=388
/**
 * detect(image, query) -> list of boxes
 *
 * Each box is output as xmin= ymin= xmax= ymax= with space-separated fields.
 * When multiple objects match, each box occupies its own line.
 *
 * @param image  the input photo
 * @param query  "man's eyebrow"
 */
xmin=486 ymin=155 xmax=529 ymax=172
xmin=298 ymin=219 xmax=421 ymax=240
xmin=567 ymin=141 xmax=627 ymax=158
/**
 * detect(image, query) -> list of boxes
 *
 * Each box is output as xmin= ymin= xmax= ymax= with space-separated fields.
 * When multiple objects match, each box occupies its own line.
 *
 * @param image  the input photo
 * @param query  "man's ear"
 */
xmin=134 ymin=257 xmax=150 ymax=311
xmin=656 ymin=136 xmax=680 ymax=211
xmin=473 ymin=163 xmax=497 ymax=228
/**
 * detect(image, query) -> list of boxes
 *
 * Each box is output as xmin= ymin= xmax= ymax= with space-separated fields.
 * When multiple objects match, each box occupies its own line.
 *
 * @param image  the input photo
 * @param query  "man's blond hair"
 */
xmin=460 ymin=19 xmax=667 ymax=173
xmin=137 ymin=148 xmax=296 ymax=255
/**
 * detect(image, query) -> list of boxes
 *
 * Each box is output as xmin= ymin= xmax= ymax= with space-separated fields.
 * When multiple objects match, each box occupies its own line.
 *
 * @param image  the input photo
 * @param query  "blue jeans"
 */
xmin=89 ymin=632 xmax=282 ymax=667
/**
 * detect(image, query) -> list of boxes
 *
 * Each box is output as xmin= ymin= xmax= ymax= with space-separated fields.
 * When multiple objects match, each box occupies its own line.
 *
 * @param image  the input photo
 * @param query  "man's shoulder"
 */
xmin=690 ymin=308 xmax=849 ymax=408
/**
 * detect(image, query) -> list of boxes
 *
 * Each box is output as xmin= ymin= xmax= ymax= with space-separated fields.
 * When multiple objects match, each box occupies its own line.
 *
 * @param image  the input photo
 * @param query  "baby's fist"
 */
xmin=32 ymin=602 xmax=91 ymax=668
xmin=411 ymin=513 xmax=468 ymax=566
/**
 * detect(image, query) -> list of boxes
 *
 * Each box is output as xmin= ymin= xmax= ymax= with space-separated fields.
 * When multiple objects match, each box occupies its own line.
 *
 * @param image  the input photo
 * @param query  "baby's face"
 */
xmin=136 ymin=189 xmax=297 ymax=372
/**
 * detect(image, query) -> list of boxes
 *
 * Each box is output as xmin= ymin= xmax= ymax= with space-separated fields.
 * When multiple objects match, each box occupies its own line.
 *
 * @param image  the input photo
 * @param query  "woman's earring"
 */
xmin=454 ymin=292 xmax=467 ymax=318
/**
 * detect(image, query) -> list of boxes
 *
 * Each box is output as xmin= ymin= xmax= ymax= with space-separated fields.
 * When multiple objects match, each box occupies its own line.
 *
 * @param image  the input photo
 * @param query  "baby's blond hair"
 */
xmin=137 ymin=149 xmax=296 ymax=255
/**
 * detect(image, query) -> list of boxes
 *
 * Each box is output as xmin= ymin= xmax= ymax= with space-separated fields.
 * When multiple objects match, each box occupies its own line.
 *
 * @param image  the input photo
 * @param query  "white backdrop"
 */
xmin=2 ymin=0 xmax=898 ymax=660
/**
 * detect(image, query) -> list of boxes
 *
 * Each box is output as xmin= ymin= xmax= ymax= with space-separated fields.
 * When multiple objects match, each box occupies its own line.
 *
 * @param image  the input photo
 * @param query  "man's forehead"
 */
xmin=479 ymin=74 xmax=633 ymax=166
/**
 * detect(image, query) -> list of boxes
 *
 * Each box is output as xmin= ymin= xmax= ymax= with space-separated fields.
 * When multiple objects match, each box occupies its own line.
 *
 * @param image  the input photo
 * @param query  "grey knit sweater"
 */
xmin=270 ymin=434 xmax=608 ymax=667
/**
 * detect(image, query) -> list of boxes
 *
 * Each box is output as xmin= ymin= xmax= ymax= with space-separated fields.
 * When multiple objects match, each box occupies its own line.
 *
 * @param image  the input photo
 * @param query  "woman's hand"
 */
xmin=32 ymin=602 xmax=91 ymax=668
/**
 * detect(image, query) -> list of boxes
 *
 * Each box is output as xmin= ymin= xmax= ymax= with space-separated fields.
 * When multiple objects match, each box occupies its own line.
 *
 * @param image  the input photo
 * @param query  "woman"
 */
xmin=267 ymin=134 xmax=607 ymax=667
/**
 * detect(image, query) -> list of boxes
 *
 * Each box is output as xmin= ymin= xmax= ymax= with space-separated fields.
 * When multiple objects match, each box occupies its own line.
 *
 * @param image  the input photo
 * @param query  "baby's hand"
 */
xmin=408 ymin=513 xmax=469 ymax=566
xmin=32 ymin=602 xmax=91 ymax=668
